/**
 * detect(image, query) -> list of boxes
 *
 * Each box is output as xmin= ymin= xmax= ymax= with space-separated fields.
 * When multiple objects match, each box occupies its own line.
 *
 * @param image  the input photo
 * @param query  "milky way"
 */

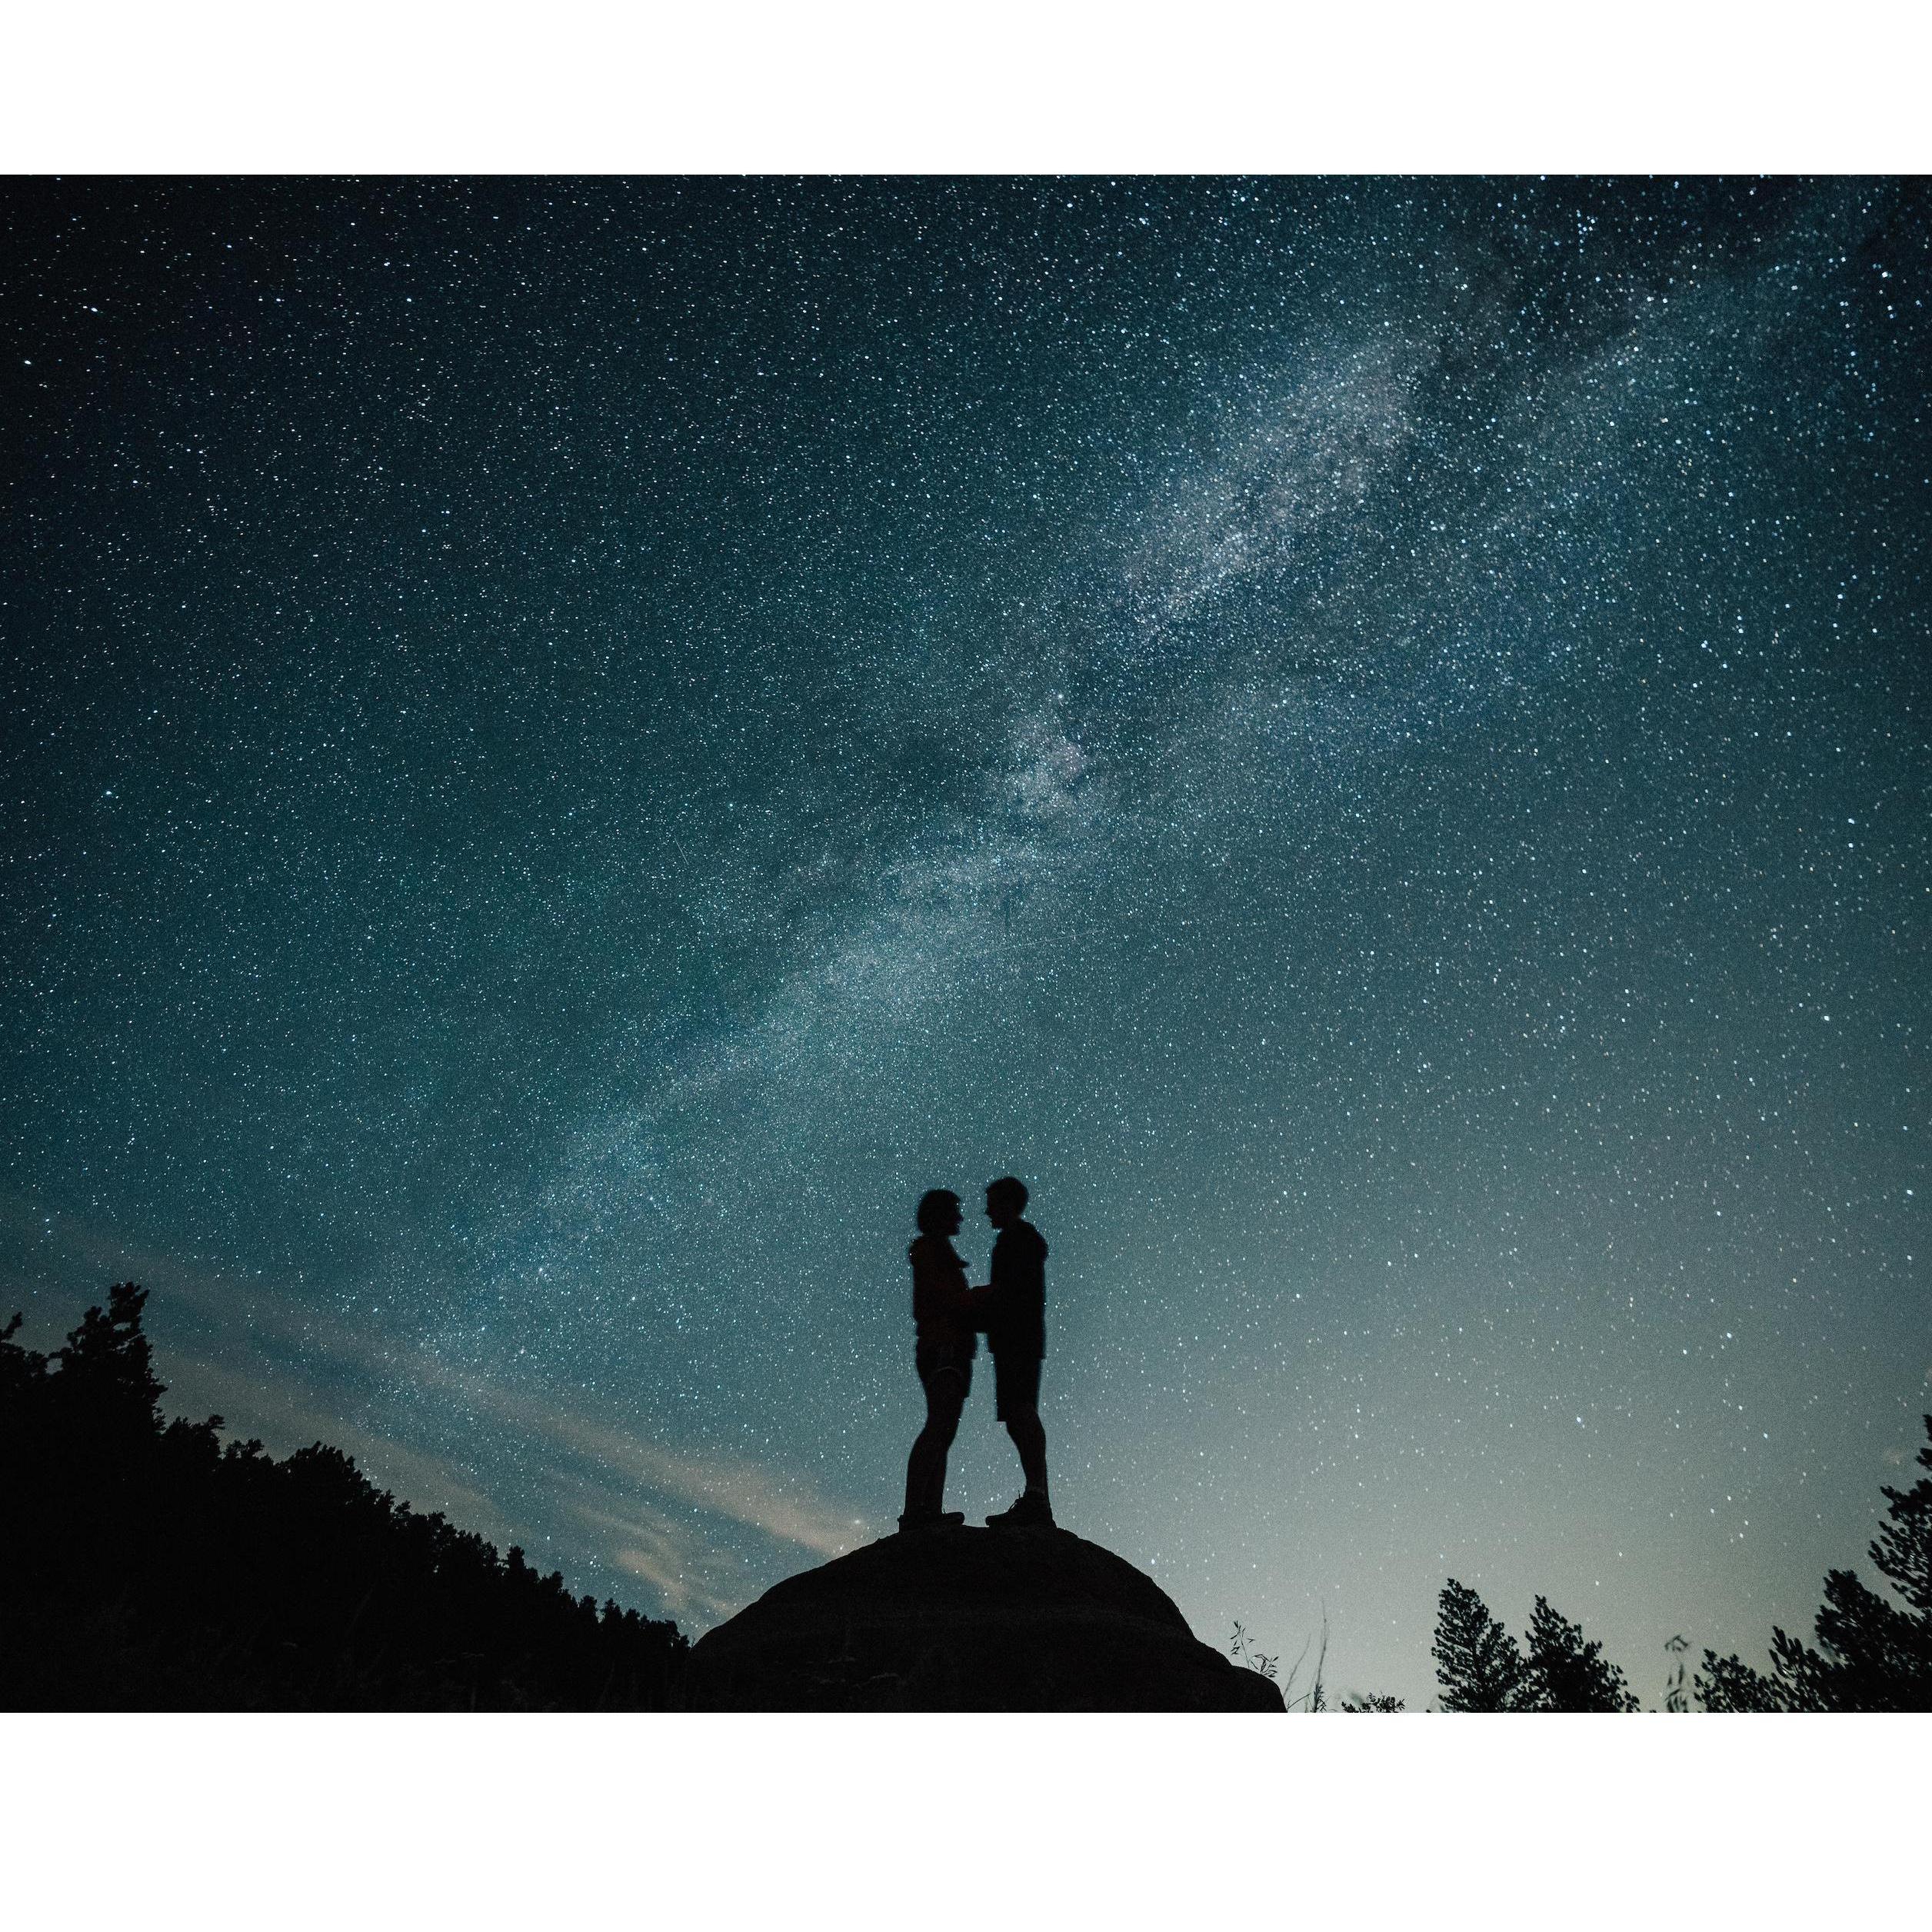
xmin=4 ymin=178 xmax=1927 ymax=1703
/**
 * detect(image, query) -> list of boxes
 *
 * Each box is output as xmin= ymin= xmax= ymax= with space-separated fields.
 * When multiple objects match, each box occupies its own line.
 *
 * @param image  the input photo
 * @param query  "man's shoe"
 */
xmin=897 ymin=1510 xmax=965 ymax=1533
xmin=985 ymin=1492 xmax=1054 ymax=1529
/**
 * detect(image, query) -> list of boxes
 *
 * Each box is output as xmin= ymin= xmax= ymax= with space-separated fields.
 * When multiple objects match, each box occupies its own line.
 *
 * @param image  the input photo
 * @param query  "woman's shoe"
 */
xmin=897 ymin=1509 xmax=966 ymax=1533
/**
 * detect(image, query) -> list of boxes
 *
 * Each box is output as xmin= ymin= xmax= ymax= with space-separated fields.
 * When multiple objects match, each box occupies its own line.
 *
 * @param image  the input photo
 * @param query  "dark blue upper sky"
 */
xmin=3 ymin=177 xmax=1927 ymax=1704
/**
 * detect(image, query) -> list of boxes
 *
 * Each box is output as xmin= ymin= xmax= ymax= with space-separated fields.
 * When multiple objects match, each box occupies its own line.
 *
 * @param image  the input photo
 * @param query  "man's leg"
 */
xmin=1004 ymin=1407 xmax=1048 ymax=1499
xmin=986 ymin=1354 xmax=1052 ymax=1525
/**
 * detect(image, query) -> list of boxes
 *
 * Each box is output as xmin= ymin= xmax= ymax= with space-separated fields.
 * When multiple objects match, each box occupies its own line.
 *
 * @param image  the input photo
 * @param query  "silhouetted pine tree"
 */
xmin=1697 ymin=1415 xmax=1932 ymax=1712
xmin=1433 ymin=1580 xmax=1636 ymax=1710
xmin=1 ymin=1285 xmax=689 ymax=1710
xmin=1431 ymin=1578 xmax=1527 ymax=1710
xmin=1694 ymin=1648 xmax=1790 ymax=1711
xmin=1519 ymin=1595 xmax=1638 ymax=1711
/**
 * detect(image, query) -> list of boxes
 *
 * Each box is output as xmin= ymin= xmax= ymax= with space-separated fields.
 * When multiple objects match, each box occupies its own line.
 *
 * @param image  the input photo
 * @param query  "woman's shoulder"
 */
xmin=908 ymin=1233 xmax=958 ymax=1268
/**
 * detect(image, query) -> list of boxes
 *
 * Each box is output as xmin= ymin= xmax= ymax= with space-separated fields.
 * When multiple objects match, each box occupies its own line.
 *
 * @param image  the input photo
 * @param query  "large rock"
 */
xmin=685 ymin=1524 xmax=1284 ymax=1711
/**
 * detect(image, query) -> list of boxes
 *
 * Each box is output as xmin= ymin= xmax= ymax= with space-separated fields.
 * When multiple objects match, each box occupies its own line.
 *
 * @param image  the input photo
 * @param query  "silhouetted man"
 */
xmin=974 ymin=1175 xmax=1053 ymax=1527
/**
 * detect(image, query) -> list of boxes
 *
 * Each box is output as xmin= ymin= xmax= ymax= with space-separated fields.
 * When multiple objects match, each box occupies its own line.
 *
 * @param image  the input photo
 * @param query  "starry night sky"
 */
xmin=3 ymin=177 xmax=1927 ymax=1707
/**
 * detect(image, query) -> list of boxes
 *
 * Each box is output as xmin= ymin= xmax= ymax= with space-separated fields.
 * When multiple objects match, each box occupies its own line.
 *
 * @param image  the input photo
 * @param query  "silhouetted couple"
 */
xmin=901 ymin=1175 xmax=1052 ymax=1534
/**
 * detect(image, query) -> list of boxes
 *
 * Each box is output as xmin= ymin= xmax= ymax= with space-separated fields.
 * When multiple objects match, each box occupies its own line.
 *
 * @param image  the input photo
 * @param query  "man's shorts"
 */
xmin=993 ymin=1351 xmax=1042 ymax=1423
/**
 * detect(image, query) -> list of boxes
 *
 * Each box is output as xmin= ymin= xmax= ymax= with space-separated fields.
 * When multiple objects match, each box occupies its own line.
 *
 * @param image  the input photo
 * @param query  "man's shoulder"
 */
xmin=996 ymin=1220 xmax=1047 ymax=1259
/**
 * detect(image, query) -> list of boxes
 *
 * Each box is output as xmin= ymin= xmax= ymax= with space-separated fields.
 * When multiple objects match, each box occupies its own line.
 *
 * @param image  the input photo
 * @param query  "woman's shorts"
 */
xmin=918 ymin=1351 xmax=972 ymax=1403
xmin=993 ymin=1351 xmax=1041 ymax=1422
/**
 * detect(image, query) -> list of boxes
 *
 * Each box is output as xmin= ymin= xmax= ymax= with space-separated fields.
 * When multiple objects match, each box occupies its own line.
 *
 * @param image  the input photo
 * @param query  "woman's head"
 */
xmin=915 ymin=1188 xmax=962 ymax=1237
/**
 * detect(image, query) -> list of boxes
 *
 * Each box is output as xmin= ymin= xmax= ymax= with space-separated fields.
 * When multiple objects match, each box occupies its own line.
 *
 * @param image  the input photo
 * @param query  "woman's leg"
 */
xmin=904 ymin=1369 xmax=965 ymax=1519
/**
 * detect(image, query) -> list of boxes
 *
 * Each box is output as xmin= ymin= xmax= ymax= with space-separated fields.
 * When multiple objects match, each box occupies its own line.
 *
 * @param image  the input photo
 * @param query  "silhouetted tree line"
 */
xmin=1693 ymin=1415 xmax=1932 ymax=1711
xmin=1425 ymin=1419 xmax=1932 ymax=1710
xmin=1233 ymin=1416 xmax=1932 ymax=1711
xmin=1 ymin=1285 xmax=688 ymax=1710
xmin=1431 ymin=1581 xmax=1638 ymax=1710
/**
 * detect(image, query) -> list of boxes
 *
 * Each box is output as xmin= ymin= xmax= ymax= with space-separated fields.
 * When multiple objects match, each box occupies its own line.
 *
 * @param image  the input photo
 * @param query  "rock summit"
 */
xmin=685 ymin=1524 xmax=1284 ymax=1711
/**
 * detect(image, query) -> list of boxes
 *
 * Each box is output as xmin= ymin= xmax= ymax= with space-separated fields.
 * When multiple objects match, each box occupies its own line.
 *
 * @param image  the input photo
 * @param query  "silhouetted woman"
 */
xmin=901 ymin=1188 xmax=977 ymax=1531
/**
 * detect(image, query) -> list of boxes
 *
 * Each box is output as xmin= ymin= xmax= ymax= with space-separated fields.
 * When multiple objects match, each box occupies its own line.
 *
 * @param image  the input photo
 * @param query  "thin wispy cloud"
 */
xmin=1 ymin=1188 xmax=868 ymax=1623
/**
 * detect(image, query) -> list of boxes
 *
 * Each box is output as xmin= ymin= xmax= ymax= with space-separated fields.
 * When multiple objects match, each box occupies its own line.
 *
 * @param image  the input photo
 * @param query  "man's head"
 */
xmin=984 ymin=1175 xmax=1028 ymax=1229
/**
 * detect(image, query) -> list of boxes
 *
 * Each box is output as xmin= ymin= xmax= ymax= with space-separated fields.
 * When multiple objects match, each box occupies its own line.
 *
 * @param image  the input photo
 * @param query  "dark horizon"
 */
xmin=4 ymin=176 xmax=1927 ymax=1709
